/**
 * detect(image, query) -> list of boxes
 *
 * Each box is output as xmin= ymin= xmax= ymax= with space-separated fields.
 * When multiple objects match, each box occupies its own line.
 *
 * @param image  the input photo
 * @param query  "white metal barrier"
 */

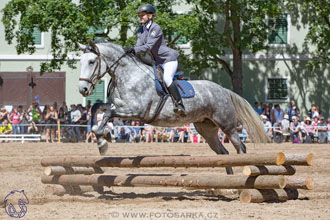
xmin=0 ymin=134 xmax=41 ymax=143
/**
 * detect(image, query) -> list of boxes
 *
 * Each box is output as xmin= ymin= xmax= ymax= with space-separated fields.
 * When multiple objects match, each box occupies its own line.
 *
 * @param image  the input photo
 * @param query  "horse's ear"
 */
xmin=88 ymin=39 xmax=96 ymax=50
xmin=77 ymin=43 xmax=87 ymax=51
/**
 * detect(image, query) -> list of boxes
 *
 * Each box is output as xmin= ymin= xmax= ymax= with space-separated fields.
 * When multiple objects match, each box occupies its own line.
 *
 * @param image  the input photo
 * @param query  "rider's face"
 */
xmin=138 ymin=12 xmax=151 ymax=24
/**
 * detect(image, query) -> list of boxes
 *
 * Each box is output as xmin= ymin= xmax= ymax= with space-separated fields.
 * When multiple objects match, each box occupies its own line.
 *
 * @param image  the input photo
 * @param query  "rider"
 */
xmin=124 ymin=4 xmax=185 ymax=116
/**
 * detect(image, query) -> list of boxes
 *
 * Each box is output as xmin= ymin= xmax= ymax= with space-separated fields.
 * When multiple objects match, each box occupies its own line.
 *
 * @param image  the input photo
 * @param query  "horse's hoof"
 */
xmin=97 ymin=139 xmax=108 ymax=155
xmin=92 ymin=125 xmax=99 ymax=132
xmin=104 ymin=132 xmax=112 ymax=142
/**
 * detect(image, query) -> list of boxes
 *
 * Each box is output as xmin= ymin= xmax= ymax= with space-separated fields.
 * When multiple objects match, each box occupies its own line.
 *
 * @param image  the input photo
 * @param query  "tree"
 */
xmin=299 ymin=0 xmax=330 ymax=66
xmin=185 ymin=0 xmax=283 ymax=95
xmin=1 ymin=0 xmax=197 ymax=73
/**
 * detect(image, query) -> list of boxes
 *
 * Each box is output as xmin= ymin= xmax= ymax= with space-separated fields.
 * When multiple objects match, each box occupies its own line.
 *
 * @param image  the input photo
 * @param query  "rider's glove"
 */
xmin=124 ymin=46 xmax=135 ymax=54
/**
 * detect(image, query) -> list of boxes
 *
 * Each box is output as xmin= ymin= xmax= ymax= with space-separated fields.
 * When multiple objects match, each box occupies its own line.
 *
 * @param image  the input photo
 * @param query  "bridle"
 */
xmin=79 ymin=44 xmax=127 ymax=93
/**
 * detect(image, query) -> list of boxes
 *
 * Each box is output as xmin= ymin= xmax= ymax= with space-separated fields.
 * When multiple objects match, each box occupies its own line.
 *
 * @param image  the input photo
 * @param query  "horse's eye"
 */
xmin=89 ymin=60 xmax=96 ymax=65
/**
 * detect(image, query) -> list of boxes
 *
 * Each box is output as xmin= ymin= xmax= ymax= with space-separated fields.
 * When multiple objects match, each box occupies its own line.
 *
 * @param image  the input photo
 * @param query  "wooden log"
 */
xmin=41 ymin=174 xmax=286 ymax=189
xmin=283 ymin=153 xmax=314 ymax=166
xmin=242 ymin=165 xmax=296 ymax=176
xmin=285 ymin=176 xmax=314 ymax=190
xmin=40 ymin=153 xmax=285 ymax=168
xmin=240 ymin=189 xmax=299 ymax=203
xmin=0 ymin=192 xmax=6 ymax=208
xmin=44 ymin=185 xmax=104 ymax=196
xmin=44 ymin=166 xmax=104 ymax=176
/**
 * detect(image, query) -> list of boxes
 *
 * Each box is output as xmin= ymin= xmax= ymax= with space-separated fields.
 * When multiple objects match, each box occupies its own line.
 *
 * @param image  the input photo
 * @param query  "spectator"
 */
xmin=309 ymin=105 xmax=319 ymax=119
xmin=58 ymin=107 xmax=66 ymax=140
xmin=45 ymin=105 xmax=58 ymax=143
xmin=312 ymin=116 xmax=319 ymax=127
xmin=290 ymin=116 xmax=302 ymax=143
xmin=27 ymin=110 xmax=38 ymax=134
xmin=29 ymin=103 xmax=41 ymax=124
xmin=261 ymin=115 xmax=272 ymax=140
xmin=8 ymin=108 xmax=21 ymax=135
xmin=253 ymin=102 xmax=262 ymax=115
xmin=117 ymin=126 xmax=129 ymax=143
xmin=163 ymin=127 xmax=175 ymax=143
xmin=177 ymin=125 xmax=187 ymax=143
xmin=61 ymin=101 xmax=68 ymax=114
xmin=188 ymin=123 xmax=202 ymax=143
xmin=302 ymin=117 xmax=315 ymax=143
xmin=273 ymin=104 xmax=284 ymax=124
xmin=287 ymin=101 xmax=298 ymax=122
xmin=273 ymin=121 xmax=283 ymax=143
xmin=70 ymin=105 xmax=82 ymax=142
xmin=317 ymin=117 xmax=327 ymax=143
xmin=0 ymin=107 xmax=8 ymax=122
xmin=262 ymin=106 xmax=272 ymax=122
xmin=142 ymin=124 xmax=154 ymax=143
xmin=20 ymin=108 xmax=29 ymax=135
xmin=129 ymin=121 xmax=141 ymax=143
xmin=0 ymin=119 xmax=12 ymax=135
xmin=154 ymin=127 xmax=165 ymax=142
xmin=281 ymin=114 xmax=290 ymax=138
xmin=85 ymin=108 xmax=96 ymax=143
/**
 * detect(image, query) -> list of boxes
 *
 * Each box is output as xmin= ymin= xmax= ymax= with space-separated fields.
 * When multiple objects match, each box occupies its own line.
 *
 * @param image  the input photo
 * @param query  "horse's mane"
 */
xmin=97 ymin=42 xmax=153 ymax=70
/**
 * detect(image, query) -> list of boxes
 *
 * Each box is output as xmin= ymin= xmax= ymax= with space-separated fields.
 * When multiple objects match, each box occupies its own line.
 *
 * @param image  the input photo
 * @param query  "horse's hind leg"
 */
xmin=193 ymin=119 xmax=234 ymax=175
xmin=225 ymin=128 xmax=247 ymax=154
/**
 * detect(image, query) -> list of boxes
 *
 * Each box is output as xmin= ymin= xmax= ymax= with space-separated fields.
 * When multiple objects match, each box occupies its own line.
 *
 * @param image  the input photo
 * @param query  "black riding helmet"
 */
xmin=136 ymin=4 xmax=156 ymax=14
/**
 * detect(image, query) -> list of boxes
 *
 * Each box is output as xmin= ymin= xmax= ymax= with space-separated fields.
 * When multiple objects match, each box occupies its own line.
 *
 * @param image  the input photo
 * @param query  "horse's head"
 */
xmin=78 ymin=40 xmax=108 ymax=97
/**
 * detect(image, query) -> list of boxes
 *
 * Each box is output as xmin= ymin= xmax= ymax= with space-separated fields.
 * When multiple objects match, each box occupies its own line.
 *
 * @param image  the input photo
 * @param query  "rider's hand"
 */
xmin=124 ymin=46 xmax=135 ymax=54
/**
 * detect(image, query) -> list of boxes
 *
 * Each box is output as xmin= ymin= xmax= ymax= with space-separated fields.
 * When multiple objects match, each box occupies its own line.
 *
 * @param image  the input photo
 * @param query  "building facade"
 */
xmin=0 ymin=1 xmax=329 ymax=116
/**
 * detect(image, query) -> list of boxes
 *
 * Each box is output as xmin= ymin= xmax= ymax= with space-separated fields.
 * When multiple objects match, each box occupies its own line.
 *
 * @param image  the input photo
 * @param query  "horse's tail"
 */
xmin=228 ymin=90 xmax=268 ymax=143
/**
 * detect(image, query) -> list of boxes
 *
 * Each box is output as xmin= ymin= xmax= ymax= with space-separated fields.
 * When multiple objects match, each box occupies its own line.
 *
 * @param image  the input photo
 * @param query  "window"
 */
xmin=265 ymin=78 xmax=289 ymax=102
xmin=268 ymin=14 xmax=289 ymax=45
xmin=168 ymin=31 xmax=189 ymax=46
xmin=88 ymin=27 xmax=106 ymax=42
xmin=85 ymin=80 xmax=106 ymax=105
xmin=26 ymin=27 xmax=44 ymax=48
xmin=32 ymin=28 xmax=42 ymax=45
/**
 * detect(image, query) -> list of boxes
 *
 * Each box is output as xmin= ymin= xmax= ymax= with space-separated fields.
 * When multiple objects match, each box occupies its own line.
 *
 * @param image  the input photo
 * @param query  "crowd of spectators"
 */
xmin=0 ymin=100 xmax=206 ymax=144
xmin=254 ymin=101 xmax=330 ymax=144
xmin=1 ymin=100 xmax=329 ymax=144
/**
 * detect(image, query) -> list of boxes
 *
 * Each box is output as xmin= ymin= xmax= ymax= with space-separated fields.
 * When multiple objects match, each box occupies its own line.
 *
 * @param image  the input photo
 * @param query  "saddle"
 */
xmin=152 ymin=65 xmax=195 ymax=98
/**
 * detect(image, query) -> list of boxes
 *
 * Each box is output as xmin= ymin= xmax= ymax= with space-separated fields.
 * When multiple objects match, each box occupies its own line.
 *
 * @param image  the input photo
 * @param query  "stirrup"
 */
xmin=174 ymin=104 xmax=186 ymax=116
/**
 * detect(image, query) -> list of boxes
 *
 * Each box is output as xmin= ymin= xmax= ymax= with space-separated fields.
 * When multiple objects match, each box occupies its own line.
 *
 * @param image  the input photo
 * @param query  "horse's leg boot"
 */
xmin=167 ymin=82 xmax=186 ymax=116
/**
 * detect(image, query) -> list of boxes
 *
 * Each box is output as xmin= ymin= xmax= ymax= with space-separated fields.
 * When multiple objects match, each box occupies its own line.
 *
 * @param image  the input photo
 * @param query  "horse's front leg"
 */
xmin=92 ymin=104 xmax=141 ymax=155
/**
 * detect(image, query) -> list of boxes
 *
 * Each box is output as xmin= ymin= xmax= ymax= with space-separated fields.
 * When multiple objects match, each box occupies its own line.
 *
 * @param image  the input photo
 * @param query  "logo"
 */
xmin=4 ymin=190 xmax=29 ymax=218
xmin=151 ymin=31 xmax=156 ymax=37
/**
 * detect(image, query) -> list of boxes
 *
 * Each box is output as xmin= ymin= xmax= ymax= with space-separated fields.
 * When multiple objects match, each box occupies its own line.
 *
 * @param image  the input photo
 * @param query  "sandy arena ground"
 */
xmin=0 ymin=141 xmax=329 ymax=220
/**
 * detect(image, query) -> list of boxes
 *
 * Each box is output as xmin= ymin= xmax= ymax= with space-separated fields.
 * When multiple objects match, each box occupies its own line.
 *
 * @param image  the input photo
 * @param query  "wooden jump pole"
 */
xmin=44 ymin=166 xmax=104 ymax=176
xmin=285 ymin=176 xmax=314 ymax=190
xmin=283 ymin=153 xmax=314 ymax=166
xmin=40 ymin=153 xmax=285 ymax=168
xmin=242 ymin=165 xmax=296 ymax=176
xmin=41 ymin=174 xmax=287 ymax=189
xmin=45 ymin=185 xmax=104 ymax=196
xmin=240 ymin=189 xmax=299 ymax=203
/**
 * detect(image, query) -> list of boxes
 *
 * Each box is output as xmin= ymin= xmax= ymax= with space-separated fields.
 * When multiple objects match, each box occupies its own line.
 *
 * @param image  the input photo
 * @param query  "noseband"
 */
xmin=79 ymin=44 xmax=127 ymax=91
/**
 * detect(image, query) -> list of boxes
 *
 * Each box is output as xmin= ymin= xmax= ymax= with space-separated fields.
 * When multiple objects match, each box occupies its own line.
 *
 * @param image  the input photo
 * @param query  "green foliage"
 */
xmin=1 ymin=0 xmax=197 ymax=73
xmin=300 ymin=0 xmax=330 ymax=67
xmin=184 ymin=0 xmax=283 ymax=77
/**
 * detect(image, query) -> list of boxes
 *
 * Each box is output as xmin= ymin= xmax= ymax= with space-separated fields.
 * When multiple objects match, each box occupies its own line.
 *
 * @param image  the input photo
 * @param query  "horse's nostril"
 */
xmin=83 ymin=87 xmax=88 ymax=93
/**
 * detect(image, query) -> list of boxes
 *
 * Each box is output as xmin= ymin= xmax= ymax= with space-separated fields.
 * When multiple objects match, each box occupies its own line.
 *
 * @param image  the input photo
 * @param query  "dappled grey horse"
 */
xmin=78 ymin=41 xmax=267 ymax=174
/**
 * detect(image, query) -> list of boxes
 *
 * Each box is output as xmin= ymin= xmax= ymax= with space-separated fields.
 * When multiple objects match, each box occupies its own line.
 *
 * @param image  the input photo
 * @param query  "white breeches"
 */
xmin=163 ymin=60 xmax=178 ymax=87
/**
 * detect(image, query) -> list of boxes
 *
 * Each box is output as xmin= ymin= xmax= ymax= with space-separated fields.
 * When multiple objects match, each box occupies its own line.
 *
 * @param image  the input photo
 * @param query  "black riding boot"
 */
xmin=167 ymin=82 xmax=186 ymax=116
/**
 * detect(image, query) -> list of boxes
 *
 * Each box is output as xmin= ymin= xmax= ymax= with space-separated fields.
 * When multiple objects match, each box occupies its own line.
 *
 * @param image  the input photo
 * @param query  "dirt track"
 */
xmin=0 ymin=141 xmax=329 ymax=220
